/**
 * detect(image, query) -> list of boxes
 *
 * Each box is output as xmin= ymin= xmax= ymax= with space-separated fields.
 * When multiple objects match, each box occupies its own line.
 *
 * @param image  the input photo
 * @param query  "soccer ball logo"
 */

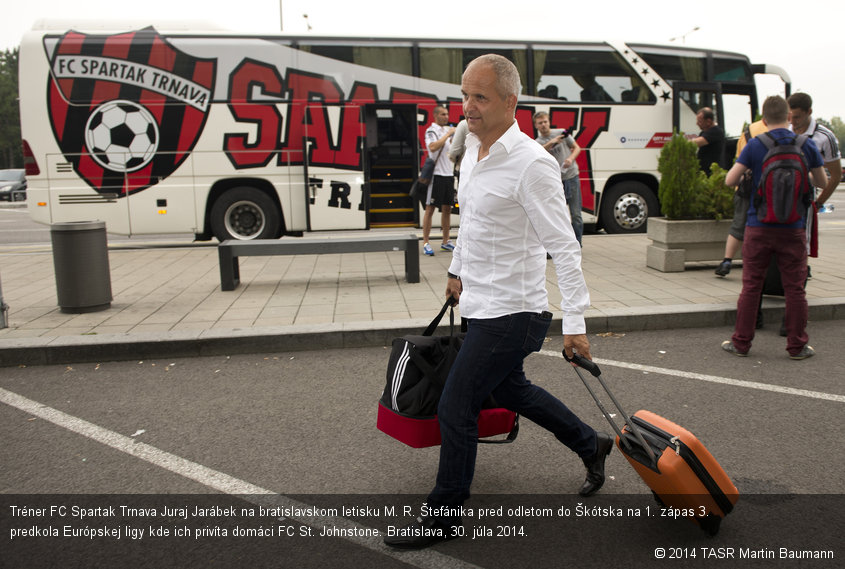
xmin=85 ymin=100 xmax=159 ymax=173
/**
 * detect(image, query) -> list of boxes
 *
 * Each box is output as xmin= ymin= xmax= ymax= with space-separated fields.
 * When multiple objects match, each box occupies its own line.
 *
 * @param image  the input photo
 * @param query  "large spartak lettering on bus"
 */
xmin=44 ymin=27 xmax=611 ymax=209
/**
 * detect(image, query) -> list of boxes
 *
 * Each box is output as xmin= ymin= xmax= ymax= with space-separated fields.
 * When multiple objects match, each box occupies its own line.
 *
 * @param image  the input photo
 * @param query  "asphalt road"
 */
xmin=2 ymin=323 xmax=843 ymax=568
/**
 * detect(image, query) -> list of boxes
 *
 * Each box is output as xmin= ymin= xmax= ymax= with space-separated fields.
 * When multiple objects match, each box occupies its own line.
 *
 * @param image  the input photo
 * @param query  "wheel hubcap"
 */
xmin=224 ymin=200 xmax=265 ymax=239
xmin=613 ymin=193 xmax=648 ymax=230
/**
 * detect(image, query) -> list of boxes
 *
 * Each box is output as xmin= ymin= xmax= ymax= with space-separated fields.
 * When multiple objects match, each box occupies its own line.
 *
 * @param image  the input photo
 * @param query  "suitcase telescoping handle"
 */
xmin=563 ymin=351 xmax=658 ymax=467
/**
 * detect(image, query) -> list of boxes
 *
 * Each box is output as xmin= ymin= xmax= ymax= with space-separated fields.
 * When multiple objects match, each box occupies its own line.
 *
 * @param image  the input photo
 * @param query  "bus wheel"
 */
xmin=600 ymin=181 xmax=657 ymax=234
xmin=211 ymin=187 xmax=282 ymax=241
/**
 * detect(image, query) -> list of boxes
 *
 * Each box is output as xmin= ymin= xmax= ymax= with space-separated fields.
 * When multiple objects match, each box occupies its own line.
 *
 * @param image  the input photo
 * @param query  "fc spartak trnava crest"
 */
xmin=47 ymin=27 xmax=216 ymax=196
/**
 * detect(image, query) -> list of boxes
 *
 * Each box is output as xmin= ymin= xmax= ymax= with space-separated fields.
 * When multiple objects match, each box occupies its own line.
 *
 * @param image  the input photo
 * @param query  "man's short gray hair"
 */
xmin=466 ymin=54 xmax=522 ymax=99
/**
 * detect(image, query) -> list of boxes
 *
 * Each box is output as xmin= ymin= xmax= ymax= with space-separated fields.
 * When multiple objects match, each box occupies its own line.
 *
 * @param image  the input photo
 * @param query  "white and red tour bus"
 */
xmin=18 ymin=20 xmax=791 ymax=240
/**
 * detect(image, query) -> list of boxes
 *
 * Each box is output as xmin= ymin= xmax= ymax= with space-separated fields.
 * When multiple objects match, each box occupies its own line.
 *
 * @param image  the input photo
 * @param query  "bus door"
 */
xmin=363 ymin=104 xmax=419 ymax=228
xmin=672 ymin=81 xmax=727 ymax=168
xmin=718 ymin=83 xmax=757 ymax=161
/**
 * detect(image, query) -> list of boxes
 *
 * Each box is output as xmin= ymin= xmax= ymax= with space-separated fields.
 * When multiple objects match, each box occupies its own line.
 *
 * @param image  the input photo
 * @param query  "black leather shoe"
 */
xmin=383 ymin=515 xmax=460 ymax=550
xmin=579 ymin=432 xmax=613 ymax=497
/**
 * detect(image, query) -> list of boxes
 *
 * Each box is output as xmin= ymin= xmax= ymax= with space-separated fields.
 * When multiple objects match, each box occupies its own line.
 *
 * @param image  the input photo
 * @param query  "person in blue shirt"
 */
xmin=721 ymin=96 xmax=828 ymax=360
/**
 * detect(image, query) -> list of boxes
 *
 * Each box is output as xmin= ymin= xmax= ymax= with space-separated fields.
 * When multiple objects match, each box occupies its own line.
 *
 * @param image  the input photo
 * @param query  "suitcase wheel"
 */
xmin=651 ymin=491 xmax=665 ymax=507
xmin=697 ymin=513 xmax=722 ymax=537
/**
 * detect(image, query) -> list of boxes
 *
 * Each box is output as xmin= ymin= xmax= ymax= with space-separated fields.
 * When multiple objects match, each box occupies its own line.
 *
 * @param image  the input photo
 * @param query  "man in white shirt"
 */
xmin=421 ymin=106 xmax=456 ymax=256
xmin=788 ymin=93 xmax=842 ymax=208
xmin=385 ymin=54 xmax=611 ymax=550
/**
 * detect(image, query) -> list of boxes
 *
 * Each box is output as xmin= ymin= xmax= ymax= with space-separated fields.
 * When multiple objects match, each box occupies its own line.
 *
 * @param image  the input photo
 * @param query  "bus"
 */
xmin=19 ymin=21 xmax=791 ymax=240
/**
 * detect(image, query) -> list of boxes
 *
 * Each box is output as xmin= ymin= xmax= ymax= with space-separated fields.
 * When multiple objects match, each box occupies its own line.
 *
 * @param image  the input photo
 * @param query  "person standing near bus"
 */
xmin=384 ymin=54 xmax=611 ymax=550
xmin=715 ymin=119 xmax=769 ymax=277
xmin=721 ymin=96 xmax=827 ymax=361
xmin=448 ymin=119 xmax=469 ymax=170
xmin=421 ymin=106 xmax=456 ymax=256
xmin=534 ymin=111 xmax=583 ymax=244
xmin=693 ymin=107 xmax=725 ymax=175
xmin=788 ymin=93 xmax=842 ymax=210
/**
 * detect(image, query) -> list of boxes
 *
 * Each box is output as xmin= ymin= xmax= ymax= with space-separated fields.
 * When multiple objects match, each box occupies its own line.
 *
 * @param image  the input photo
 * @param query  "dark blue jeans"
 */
xmin=427 ymin=312 xmax=597 ymax=509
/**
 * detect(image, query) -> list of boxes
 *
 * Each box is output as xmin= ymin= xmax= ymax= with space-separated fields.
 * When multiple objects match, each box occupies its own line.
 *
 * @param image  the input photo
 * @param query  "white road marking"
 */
xmin=539 ymin=350 xmax=845 ymax=403
xmin=0 ymin=387 xmax=482 ymax=569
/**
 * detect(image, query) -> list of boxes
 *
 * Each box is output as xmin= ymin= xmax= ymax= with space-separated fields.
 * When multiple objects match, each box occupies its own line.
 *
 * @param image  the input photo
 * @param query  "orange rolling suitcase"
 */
xmin=566 ymin=353 xmax=739 ymax=535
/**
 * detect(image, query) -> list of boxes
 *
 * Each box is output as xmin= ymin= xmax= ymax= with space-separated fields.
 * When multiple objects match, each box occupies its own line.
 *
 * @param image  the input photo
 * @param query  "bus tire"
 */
xmin=210 ymin=187 xmax=282 ymax=241
xmin=600 ymin=181 xmax=657 ymax=234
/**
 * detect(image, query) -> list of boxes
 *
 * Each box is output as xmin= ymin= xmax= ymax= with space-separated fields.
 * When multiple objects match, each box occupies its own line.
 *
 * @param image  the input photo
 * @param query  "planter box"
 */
xmin=646 ymin=217 xmax=737 ymax=272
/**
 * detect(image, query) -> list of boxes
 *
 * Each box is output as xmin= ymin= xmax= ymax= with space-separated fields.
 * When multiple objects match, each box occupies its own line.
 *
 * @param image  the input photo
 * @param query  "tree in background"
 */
xmin=0 ymin=48 xmax=22 ymax=169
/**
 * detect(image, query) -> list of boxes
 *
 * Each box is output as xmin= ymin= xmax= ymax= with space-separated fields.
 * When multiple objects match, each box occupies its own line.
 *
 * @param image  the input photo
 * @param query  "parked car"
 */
xmin=0 ymin=169 xmax=26 ymax=201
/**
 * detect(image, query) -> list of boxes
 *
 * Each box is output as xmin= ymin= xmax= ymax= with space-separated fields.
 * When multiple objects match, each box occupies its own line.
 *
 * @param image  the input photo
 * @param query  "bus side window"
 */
xmin=533 ymin=47 xmax=655 ymax=104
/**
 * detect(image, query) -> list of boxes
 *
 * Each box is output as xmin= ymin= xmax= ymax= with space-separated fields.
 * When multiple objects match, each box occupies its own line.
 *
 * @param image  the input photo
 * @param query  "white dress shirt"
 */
xmin=448 ymin=121 xmax=590 ymax=334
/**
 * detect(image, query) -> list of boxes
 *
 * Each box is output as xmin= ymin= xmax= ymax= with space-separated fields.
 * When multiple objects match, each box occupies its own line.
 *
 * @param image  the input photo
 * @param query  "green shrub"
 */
xmin=700 ymin=164 xmax=735 ymax=221
xmin=657 ymin=131 xmax=733 ymax=220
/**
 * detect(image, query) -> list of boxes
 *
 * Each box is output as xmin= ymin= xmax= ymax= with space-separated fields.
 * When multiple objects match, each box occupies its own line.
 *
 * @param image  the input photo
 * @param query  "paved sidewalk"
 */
xmin=1 ymin=218 xmax=844 ymax=365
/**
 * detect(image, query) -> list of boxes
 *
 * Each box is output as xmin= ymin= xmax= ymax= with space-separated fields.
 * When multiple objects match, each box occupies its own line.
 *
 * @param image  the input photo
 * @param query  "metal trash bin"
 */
xmin=50 ymin=221 xmax=113 ymax=313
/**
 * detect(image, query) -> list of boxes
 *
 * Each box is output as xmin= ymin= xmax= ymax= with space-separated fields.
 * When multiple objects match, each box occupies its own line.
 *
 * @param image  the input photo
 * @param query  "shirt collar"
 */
xmin=465 ymin=119 xmax=521 ymax=156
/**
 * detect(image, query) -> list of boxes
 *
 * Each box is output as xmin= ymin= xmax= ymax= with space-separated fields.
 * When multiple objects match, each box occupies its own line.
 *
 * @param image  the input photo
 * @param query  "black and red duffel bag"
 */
xmin=377 ymin=297 xmax=518 ymax=448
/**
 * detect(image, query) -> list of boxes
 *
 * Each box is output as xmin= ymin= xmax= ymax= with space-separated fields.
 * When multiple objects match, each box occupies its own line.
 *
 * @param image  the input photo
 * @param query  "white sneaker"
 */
xmin=423 ymin=243 xmax=434 ymax=256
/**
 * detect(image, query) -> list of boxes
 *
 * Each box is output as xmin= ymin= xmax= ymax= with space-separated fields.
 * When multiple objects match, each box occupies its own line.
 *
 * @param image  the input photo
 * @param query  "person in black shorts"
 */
xmin=421 ymin=106 xmax=456 ymax=256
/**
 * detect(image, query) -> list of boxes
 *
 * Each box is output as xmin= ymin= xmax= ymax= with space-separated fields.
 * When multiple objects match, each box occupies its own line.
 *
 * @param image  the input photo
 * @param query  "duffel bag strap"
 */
xmin=405 ymin=342 xmax=442 ymax=389
xmin=423 ymin=296 xmax=458 ymax=336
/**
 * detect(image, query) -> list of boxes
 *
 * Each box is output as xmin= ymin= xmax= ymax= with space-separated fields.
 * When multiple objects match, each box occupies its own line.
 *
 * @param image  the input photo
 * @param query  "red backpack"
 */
xmin=754 ymin=132 xmax=812 ymax=224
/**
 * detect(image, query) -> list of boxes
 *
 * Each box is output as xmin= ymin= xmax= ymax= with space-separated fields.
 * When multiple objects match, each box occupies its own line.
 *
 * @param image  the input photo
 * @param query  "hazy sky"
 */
xmin=3 ymin=0 xmax=843 ymax=120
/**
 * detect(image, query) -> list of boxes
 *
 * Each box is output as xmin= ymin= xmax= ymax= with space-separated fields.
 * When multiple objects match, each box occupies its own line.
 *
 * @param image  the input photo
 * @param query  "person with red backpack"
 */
xmin=721 ymin=96 xmax=828 ymax=360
